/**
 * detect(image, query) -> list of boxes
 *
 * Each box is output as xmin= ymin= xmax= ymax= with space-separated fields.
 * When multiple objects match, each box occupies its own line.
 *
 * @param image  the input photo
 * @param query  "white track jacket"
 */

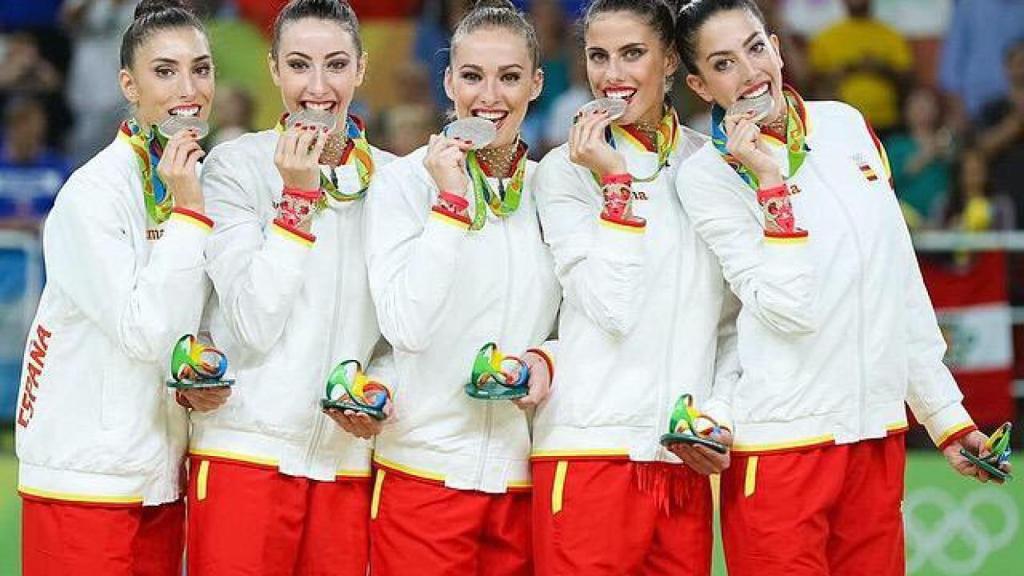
xmin=16 ymin=136 xmax=212 ymax=505
xmin=191 ymin=130 xmax=394 ymax=480
xmin=365 ymin=146 xmax=561 ymax=493
xmin=678 ymin=101 xmax=974 ymax=454
xmin=531 ymin=126 xmax=740 ymax=463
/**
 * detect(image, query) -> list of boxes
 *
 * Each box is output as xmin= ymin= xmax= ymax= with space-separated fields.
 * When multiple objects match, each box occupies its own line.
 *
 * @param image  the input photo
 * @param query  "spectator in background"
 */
xmin=0 ymin=98 xmax=69 ymax=225
xmin=0 ymin=33 xmax=62 ymax=95
xmin=978 ymin=39 xmax=1024 ymax=227
xmin=529 ymin=0 xmax=570 ymax=119
xmin=381 ymin=104 xmax=436 ymax=156
xmin=946 ymin=150 xmax=1015 ymax=232
xmin=542 ymin=50 xmax=589 ymax=151
xmin=808 ymin=0 xmax=912 ymax=133
xmin=380 ymin=61 xmax=439 ymax=155
xmin=209 ymin=84 xmax=255 ymax=146
xmin=940 ymin=0 xmax=1024 ymax=127
xmin=414 ymin=0 xmax=471 ymax=113
xmin=61 ymin=0 xmax=136 ymax=166
xmin=885 ymin=87 xmax=954 ymax=230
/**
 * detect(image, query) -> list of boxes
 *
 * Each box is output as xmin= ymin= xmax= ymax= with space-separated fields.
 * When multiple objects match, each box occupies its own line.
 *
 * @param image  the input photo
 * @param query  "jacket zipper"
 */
xmin=810 ymin=162 xmax=867 ymax=435
xmin=304 ymin=175 xmax=344 ymax=473
xmin=475 ymin=202 xmax=513 ymax=486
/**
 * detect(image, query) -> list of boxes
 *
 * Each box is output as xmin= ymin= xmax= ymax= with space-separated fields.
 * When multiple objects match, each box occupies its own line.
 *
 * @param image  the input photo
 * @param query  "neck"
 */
xmin=633 ymin=102 xmax=664 ymax=132
xmin=477 ymin=138 xmax=519 ymax=178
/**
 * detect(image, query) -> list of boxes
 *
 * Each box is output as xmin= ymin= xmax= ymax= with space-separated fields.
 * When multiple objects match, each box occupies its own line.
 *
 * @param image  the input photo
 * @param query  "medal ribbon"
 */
xmin=118 ymin=118 xmax=173 ymax=225
xmin=465 ymin=141 xmax=528 ymax=231
xmin=711 ymin=85 xmax=809 ymax=191
xmin=275 ymin=113 xmax=375 ymax=202
xmin=594 ymin=106 xmax=680 ymax=185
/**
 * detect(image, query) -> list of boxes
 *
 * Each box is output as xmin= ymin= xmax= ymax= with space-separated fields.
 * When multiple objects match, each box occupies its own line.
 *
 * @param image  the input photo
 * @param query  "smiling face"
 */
xmin=119 ymin=26 xmax=214 ymax=130
xmin=583 ymin=11 xmax=678 ymax=127
xmin=445 ymin=27 xmax=543 ymax=149
xmin=684 ymin=8 xmax=786 ymax=123
xmin=270 ymin=17 xmax=366 ymax=125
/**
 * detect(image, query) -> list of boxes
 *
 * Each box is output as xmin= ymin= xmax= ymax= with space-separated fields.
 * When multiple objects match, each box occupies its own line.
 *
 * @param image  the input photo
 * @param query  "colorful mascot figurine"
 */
xmin=321 ymin=359 xmax=392 ymax=421
xmin=659 ymin=393 xmax=727 ymax=454
xmin=166 ymin=334 xmax=234 ymax=389
xmin=959 ymin=422 xmax=1013 ymax=481
xmin=464 ymin=342 xmax=529 ymax=400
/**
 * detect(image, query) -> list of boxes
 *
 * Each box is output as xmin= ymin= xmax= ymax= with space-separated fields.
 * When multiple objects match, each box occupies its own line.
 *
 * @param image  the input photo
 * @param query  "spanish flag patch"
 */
xmin=859 ymin=162 xmax=878 ymax=182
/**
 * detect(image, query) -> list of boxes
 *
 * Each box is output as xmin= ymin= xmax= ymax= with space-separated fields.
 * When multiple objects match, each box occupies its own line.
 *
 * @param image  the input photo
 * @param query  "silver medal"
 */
xmin=286 ymin=108 xmax=338 ymax=133
xmin=443 ymin=117 xmax=497 ymax=150
xmin=157 ymin=115 xmax=210 ymax=139
xmin=727 ymin=91 xmax=775 ymax=125
xmin=577 ymin=97 xmax=628 ymax=121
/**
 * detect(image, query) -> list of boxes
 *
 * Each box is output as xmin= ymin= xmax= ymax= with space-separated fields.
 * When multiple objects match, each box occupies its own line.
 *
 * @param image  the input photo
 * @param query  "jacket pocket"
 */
xmin=195 ymin=459 xmax=210 ymax=501
xmin=551 ymin=460 xmax=568 ymax=515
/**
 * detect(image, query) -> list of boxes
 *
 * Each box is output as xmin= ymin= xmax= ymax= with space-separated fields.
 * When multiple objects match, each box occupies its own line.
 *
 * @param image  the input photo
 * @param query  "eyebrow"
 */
xmin=705 ymin=32 xmax=761 ymax=61
xmin=457 ymin=63 xmax=525 ymax=72
xmin=284 ymin=50 xmax=351 ymax=59
xmin=150 ymin=54 xmax=212 ymax=65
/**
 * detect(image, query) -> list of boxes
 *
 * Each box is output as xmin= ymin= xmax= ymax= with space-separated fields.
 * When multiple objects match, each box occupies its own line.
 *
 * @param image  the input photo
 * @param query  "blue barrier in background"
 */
xmin=0 ymin=232 xmax=42 ymax=421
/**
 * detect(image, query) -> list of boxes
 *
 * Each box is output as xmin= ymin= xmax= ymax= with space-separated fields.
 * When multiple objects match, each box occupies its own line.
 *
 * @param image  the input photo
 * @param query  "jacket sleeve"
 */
xmin=533 ymin=150 xmax=645 ymax=338
xmin=44 ymin=172 xmax=212 ymax=364
xmin=202 ymin=145 xmax=315 ymax=355
xmin=703 ymin=287 xmax=741 ymax=431
xmin=363 ymin=162 xmax=469 ymax=353
xmin=900 ymin=236 xmax=975 ymax=449
xmin=678 ymin=165 xmax=817 ymax=335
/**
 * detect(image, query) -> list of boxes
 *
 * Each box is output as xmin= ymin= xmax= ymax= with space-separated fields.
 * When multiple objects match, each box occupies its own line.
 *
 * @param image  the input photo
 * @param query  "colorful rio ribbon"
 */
xmin=589 ymin=105 xmax=680 ymax=187
xmin=710 ymin=84 xmax=810 ymax=192
xmin=321 ymin=359 xmax=392 ymax=421
xmin=464 ymin=342 xmax=530 ymax=400
xmin=118 ymin=118 xmax=174 ymax=225
xmin=465 ymin=142 xmax=528 ymax=231
xmin=167 ymin=334 xmax=234 ymax=389
xmin=658 ymin=394 xmax=727 ymax=454
xmin=959 ymin=422 xmax=1014 ymax=481
xmin=274 ymin=113 xmax=376 ymax=204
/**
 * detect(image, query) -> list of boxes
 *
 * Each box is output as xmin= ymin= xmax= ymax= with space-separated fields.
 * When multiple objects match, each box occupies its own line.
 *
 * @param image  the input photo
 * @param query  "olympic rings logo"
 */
xmin=904 ymin=486 xmax=1019 ymax=575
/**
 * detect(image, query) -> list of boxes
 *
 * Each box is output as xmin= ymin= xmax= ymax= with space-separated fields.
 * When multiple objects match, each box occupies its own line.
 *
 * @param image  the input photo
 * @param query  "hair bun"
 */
xmin=134 ymin=0 xmax=192 ymax=21
xmin=473 ymin=0 xmax=517 ymax=11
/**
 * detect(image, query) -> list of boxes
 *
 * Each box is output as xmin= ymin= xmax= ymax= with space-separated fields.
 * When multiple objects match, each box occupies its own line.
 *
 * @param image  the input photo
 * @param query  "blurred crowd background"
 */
xmin=2 ymin=0 xmax=1023 ymax=234
xmin=0 ymin=1 xmax=1022 ymax=572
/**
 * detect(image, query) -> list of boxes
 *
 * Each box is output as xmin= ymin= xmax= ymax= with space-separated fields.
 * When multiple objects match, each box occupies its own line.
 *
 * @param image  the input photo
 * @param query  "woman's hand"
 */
xmin=665 ymin=428 xmax=733 ymax=475
xmin=157 ymin=128 xmax=206 ymax=213
xmin=724 ymin=113 xmax=782 ymax=188
xmin=569 ymin=108 xmax=626 ymax=178
xmin=178 ymin=387 xmax=231 ymax=412
xmin=326 ymin=406 xmax=391 ymax=440
xmin=423 ymin=134 xmax=472 ymax=195
xmin=274 ymin=124 xmax=329 ymax=191
xmin=943 ymin=430 xmax=1011 ymax=484
xmin=512 ymin=350 xmax=552 ymax=410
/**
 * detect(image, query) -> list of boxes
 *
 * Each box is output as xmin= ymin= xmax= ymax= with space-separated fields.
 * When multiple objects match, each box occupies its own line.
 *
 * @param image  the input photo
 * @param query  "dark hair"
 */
xmin=581 ymin=0 xmax=680 ymax=51
xmin=451 ymin=0 xmax=540 ymax=71
xmin=271 ymin=0 xmax=363 ymax=60
xmin=675 ymin=0 xmax=766 ymax=74
xmin=119 ymin=0 xmax=205 ymax=69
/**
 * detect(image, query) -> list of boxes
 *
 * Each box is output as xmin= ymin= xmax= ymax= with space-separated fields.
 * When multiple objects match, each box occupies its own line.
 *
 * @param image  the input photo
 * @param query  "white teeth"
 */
xmin=474 ymin=111 xmax=507 ymax=122
xmin=742 ymin=85 xmax=770 ymax=99
xmin=170 ymin=106 xmax=199 ymax=117
xmin=605 ymin=89 xmax=636 ymax=100
xmin=304 ymin=102 xmax=333 ymax=111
